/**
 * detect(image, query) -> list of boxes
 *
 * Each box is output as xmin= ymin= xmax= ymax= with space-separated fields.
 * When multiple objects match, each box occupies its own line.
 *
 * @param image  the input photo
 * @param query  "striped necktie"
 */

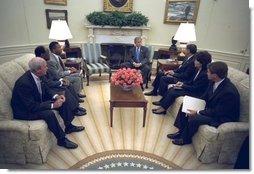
xmin=136 ymin=48 xmax=140 ymax=62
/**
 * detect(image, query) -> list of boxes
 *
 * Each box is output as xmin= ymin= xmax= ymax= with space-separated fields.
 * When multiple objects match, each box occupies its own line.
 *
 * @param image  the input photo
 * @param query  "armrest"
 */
xmin=100 ymin=55 xmax=109 ymax=64
xmin=100 ymin=55 xmax=107 ymax=59
xmin=217 ymin=122 xmax=249 ymax=138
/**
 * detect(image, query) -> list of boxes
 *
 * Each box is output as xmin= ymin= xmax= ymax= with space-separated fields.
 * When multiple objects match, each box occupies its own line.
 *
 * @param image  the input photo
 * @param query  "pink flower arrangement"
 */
xmin=111 ymin=68 xmax=143 ymax=87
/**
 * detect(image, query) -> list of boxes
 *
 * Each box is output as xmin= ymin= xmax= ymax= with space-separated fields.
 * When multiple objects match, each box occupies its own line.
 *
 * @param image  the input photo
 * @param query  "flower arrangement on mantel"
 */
xmin=111 ymin=68 xmax=143 ymax=88
xmin=86 ymin=11 xmax=149 ymax=27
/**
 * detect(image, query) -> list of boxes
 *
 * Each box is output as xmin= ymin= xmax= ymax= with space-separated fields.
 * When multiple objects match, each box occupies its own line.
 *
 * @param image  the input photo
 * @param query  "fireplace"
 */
xmin=85 ymin=25 xmax=151 ymax=69
xmin=101 ymin=43 xmax=133 ymax=69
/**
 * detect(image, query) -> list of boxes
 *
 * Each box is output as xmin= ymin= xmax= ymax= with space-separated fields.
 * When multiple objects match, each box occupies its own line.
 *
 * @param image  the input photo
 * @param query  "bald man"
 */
xmin=11 ymin=57 xmax=84 ymax=149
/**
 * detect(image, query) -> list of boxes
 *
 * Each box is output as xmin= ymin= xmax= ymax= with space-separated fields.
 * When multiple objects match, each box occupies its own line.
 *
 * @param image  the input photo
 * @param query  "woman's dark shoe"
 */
xmin=74 ymin=110 xmax=86 ymax=116
xmin=152 ymin=101 xmax=161 ymax=106
xmin=152 ymin=110 xmax=166 ymax=115
xmin=144 ymin=91 xmax=158 ymax=96
xmin=167 ymin=131 xmax=181 ymax=139
xmin=152 ymin=108 xmax=158 ymax=112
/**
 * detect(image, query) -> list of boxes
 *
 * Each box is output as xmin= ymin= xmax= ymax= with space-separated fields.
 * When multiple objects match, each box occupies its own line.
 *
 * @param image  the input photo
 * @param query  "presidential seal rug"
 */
xmin=70 ymin=150 xmax=181 ymax=170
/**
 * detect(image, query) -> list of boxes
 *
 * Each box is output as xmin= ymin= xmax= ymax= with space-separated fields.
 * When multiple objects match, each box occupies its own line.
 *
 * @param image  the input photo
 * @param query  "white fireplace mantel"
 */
xmin=85 ymin=25 xmax=151 ymax=44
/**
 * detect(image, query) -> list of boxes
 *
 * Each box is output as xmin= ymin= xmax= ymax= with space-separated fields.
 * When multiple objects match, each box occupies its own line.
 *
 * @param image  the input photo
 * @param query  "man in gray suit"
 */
xmin=48 ymin=41 xmax=85 ymax=98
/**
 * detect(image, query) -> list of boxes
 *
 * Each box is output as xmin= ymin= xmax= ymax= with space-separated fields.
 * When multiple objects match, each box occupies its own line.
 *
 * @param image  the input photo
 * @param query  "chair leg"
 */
xmin=86 ymin=75 xmax=89 ymax=86
xmin=109 ymin=72 xmax=112 ymax=82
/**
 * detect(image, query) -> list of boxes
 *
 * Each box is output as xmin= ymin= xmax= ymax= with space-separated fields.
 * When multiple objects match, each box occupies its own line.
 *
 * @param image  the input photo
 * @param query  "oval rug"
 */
xmin=70 ymin=150 xmax=181 ymax=170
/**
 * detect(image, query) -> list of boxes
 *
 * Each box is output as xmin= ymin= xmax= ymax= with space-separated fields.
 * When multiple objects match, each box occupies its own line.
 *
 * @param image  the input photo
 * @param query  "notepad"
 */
xmin=182 ymin=96 xmax=206 ymax=114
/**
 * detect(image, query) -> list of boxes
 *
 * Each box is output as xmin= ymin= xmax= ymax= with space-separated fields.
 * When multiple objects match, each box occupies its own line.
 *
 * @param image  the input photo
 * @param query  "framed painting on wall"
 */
xmin=103 ymin=0 xmax=133 ymax=13
xmin=164 ymin=0 xmax=200 ymax=24
xmin=44 ymin=0 xmax=67 ymax=5
xmin=45 ymin=9 xmax=68 ymax=29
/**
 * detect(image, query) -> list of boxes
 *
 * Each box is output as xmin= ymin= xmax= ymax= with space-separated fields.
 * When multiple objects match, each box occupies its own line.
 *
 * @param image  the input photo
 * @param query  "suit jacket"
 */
xmin=129 ymin=46 xmax=149 ymax=65
xmin=11 ymin=71 xmax=56 ymax=119
xmin=173 ymin=55 xmax=196 ymax=81
xmin=181 ymin=69 xmax=209 ymax=97
xmin=200 ymin=78 xmax=240 ymax=126
xmin=48 ymin=53 xmax=70 ymax=78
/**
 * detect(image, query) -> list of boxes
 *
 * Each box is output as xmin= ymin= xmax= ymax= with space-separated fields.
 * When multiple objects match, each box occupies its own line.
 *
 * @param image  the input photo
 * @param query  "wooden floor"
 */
xmin=1 ymin=78 xmax=234 ymax=170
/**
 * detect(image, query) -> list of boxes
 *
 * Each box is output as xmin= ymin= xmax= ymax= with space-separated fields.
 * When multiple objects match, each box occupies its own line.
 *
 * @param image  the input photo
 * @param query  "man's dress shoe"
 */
xmin=152 ymin=101 xmax=161 ymax=106
xmin=167 ymin=132 xmax=181 ymax=139
xmin=78 ymin=93 xmax=86 ymax=98
xmin=74 ymin=110 xmax=86 ymax=116
xmin=65 ymin=125 xmax=85 ymax=134
xmin=78 ymin=98 xmax=84 ymax=103
xmin=152 ymin=110 xmax=166 ymax=115
xmin=172 ymin=138 xmax=191 ymax=146
xmin=144 ymin=91 xmax=157 ymax=96
xmin=57 ymin=138 xmax=78 ymax=149
xmin=78 ymin=106 xmax=86 ymax=112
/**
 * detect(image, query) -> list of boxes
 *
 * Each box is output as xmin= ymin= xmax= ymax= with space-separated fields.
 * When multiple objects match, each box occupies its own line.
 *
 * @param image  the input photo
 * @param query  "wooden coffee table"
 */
xmin=109 ymin=84 xmax=148 ymax=127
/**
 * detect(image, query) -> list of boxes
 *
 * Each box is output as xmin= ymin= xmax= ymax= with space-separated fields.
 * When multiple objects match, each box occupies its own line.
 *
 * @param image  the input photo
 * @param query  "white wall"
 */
xmin=0 ymin=0 xmax=250 ymax=70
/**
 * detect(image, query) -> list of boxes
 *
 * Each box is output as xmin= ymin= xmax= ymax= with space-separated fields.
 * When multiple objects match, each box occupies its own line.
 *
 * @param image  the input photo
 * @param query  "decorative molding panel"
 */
xmin=85 ymin=25 xmax=150 ymax=44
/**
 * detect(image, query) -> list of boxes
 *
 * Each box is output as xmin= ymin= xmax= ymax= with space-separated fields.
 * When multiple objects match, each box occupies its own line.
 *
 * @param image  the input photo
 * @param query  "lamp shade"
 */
xmin=174 ymin=23 xmax=196 ymax=42
xmin=49 ymin=20 xmax=72 ymax=40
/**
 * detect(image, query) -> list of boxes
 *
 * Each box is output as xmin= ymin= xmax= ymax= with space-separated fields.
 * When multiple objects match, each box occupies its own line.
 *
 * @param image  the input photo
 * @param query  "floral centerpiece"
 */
xmin=111 ymin=68 xmax=143 ymax=91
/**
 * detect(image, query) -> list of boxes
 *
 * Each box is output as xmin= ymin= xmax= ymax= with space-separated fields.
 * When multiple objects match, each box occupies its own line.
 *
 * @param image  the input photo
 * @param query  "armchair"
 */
xmin=145 ymin=45 xmax=155 ymax=88
xmin=82 ymin=43 xmax=111 ymax=86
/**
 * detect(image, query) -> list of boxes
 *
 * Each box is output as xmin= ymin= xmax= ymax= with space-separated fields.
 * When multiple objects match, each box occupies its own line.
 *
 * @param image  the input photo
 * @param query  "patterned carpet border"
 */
xmin=70 ymin=150 xmax=181 ymax=170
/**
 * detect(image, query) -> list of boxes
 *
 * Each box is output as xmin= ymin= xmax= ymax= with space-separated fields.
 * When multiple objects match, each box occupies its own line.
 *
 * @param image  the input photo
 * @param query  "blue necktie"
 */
xmin=136 ymin=48 xmax=140 ymax=62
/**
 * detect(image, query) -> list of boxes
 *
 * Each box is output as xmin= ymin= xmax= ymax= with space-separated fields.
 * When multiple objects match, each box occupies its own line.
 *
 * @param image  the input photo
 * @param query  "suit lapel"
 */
xmin=208 ymin=79 xmax=227 ymax=101
xmin=28 ymin=72 xmax=42 ymax=100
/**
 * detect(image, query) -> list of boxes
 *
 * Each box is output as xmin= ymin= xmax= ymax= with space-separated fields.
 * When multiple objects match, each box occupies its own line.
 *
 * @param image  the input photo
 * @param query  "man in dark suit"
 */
xmin=34 ymin=46 xmax=86 ymax=116
xmin=152 ymin=51 xmax=212 ymax=115
xmin=11 ymin=57 xmax=85 ymax=149
xmin=122 ymin=37 xmax=150 ymax=90
xmin=168 ymin=61 xmax=240 ymax=145
xmin=144 ymin=44 xmax=197 ymax=96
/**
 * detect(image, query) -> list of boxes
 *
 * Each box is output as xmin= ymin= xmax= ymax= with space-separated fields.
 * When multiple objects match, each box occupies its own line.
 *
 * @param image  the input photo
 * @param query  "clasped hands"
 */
xmin=53 ymin=95 xmax=66 ymax=109
xmin=133 ymin=62 xmax=142 ymax=68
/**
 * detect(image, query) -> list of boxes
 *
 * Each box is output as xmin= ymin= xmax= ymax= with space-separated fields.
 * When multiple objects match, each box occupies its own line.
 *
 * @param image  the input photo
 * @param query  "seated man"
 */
xmin=121 ymin=37 xmax=150 ymax=90
xmin=167 ymin=61 xmax=240 ymax=145
xmin=152 ymin=51 xmax=212 ymax=115
xmin=48 ymin=41 xmax=85 ymax=98
xmin=11 ymin=57 xmax=85 ymax=149
xmin=144 ymin=44 xmax=197 ymax=96
xmin=34 ymin=46 xmax=86 ymax=116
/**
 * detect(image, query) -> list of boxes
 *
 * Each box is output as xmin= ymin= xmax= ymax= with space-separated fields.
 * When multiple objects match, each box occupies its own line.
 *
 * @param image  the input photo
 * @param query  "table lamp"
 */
xmin=174 ymin=23 xmax=196 ymax=57
xmin=49 ymin=20 xmax=72 ymax=48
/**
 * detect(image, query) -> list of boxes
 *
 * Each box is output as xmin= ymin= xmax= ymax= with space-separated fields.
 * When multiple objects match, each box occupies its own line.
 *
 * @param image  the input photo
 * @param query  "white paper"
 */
xmin=182 ymin=96 xmax=206 ymax=114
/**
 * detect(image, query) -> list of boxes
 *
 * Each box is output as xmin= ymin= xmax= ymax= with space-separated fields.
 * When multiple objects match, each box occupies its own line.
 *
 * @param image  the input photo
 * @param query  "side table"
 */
xmin=63 ymin=46 xmax=82 ymax=58
xmin=158 ymin=48 xmax=179 ymax=59
xmin=63 ymin=58 xmax=82 ymax=70
xmin=156 ymin=59 xmax=182 ymax=74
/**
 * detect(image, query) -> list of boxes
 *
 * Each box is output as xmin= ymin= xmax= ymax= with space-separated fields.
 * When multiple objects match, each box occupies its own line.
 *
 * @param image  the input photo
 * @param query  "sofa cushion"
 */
xmin=235 ymin=78 xmax=249 ymax=122
xmin=13 ymin=53 xmax=34 ymax=71
xmin=0 ymin=61 xmax=25 ymax=90
xmin=227 ymin=67 xmax=248 ymax=84
xmin=0 ymin=78 xmax=13 ymax=120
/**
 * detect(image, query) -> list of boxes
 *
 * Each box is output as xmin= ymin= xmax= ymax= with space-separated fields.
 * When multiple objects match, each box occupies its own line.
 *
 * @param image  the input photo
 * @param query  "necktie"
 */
xmin=136 ymin=48 xmax=140 ymax=62
xmin=36 ymin=78 xmax=42 ymax=96
xmin=58 ymin=56 xmax=65 ymax=70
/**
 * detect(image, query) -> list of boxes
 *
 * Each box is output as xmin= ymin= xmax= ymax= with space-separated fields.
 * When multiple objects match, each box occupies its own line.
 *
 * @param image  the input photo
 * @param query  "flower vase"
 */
xmin=121 ymin=85 xmax=133 ymax=92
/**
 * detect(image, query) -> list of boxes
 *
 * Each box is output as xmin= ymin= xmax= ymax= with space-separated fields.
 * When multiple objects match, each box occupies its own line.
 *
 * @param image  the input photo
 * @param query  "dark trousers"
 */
xmin=174 ymin=105 xmax=213 ymax=143
xmin=158 ymin=75 xmax=178 ymax=96
xmin=160 ymin=88 xmax=193 ymax=110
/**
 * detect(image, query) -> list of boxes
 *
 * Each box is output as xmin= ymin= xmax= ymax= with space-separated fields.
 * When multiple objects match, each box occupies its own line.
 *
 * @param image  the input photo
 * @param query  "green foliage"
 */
xmin=86 ymin=11 xmax=149 ymax=27
xmin=126 ymin=12 xmax=149 ymax=26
